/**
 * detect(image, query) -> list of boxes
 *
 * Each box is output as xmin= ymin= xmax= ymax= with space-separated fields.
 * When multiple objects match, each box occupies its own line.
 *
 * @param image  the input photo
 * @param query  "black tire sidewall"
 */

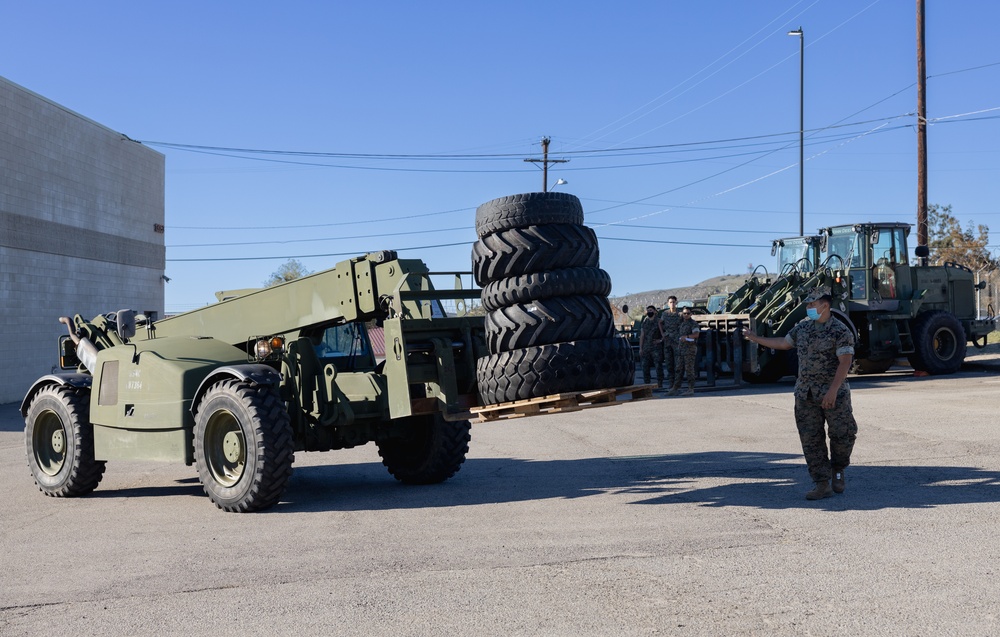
xmin=476 ymin=337 xmax=635 ymax=404
xmin=475 ymin=192 xmax=584 ymax=238
xmin=480 ymin=267 xmax=612 ymax=312
xmin=25 ymin=388 xmax=81 ymax=493
xmin=194 ymin=387 xmax=262 ymax=508
xmin=910 ymin=310 xmax=966 ymax=374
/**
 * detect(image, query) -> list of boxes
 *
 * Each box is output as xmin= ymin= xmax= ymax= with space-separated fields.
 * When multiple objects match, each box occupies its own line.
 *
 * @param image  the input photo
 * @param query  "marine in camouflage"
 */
xmin=786 ymin=315 xmax=858 ymax=483
xmin=660 ymin=309 xmax=682 ymax=386
xmin=639 ymin=313 xmax=665 ymax=386
xmin=671 ymin=316 xmax=700 ymax=391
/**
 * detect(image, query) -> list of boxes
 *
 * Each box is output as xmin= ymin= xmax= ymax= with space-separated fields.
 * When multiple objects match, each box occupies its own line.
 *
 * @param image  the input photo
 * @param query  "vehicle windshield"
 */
xmin=313 ymin=323 xmax=370 ymax=359
xmin=776 ymin=239 xmax=816 ymax=273
xmin=821 ymin=229 xmax=865 ymax=269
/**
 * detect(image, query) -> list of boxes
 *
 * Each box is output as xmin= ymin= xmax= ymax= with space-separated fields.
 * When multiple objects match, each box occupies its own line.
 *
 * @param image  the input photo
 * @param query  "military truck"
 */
xmin=696 ymin=222 xmax=994 ymax=381
xmin=21 ymin=251 xmax=488 ymax=512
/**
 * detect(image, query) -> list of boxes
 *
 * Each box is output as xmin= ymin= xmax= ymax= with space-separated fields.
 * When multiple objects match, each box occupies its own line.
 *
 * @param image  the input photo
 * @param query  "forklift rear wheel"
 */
xmin=25 ymin=385 xmax=106 ymax=497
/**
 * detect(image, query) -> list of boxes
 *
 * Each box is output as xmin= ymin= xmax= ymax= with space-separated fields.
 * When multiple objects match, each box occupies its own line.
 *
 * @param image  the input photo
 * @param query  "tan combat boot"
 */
xmin=805 ymin=481 xmax=833 ymax=500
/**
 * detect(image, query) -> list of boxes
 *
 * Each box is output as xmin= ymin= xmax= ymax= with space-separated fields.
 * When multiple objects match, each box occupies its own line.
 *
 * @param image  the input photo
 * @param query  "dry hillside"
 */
xmin=610 ymin=274 xmax=753 ymax=319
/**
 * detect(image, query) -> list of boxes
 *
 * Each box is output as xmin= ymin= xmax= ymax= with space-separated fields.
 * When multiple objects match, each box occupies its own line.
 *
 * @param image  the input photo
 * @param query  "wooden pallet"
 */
xmin=471 ymin=384 xmax=656 ymax=422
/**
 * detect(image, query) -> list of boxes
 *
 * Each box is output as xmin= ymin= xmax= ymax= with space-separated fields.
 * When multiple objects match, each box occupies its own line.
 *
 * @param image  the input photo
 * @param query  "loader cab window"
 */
xmin=821 ymin=228 xmax=867 ymax=299
xmin=822 ymin=231 xmax=865 ymax=270
xmin=871 ymin=227 xmax=906 ymax=300
xmin=313 ymin=323 xmax=371 ymax=363
xmin=776 ymin=238 xmax=816 ymax=274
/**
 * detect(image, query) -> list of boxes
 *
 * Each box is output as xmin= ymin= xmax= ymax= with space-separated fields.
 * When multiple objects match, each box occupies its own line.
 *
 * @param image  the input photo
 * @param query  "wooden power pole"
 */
xmin=524 ymin=137 xmax=568 ymax=191
xmin=916 ymin=0 xmax=928 ymax=251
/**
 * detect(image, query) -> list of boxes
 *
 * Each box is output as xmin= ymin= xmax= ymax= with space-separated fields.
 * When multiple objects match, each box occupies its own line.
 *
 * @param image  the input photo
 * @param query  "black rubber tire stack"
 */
xmin=472 ymin=192 xmax=634 ymax=404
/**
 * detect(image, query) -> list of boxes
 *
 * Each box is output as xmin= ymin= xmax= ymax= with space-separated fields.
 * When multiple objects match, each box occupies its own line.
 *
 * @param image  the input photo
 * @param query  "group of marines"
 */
xmin=637 ymin=296 xmax=701 ymax=396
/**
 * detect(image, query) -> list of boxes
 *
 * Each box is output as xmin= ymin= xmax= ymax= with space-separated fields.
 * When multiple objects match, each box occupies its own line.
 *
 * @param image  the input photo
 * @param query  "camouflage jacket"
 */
xmin=640 ymin=315 xmax=664 ymax=347
xmin=660 ymin=310 xmax=683 ymax=340
xmin=786 ymin=317 xmax=855 ymax=399
xmin=677 ymin=317 xmax=700 ymax=349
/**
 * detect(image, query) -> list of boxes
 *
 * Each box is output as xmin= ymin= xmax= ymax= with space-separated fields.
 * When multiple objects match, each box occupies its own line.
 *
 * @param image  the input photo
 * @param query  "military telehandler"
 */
xmin=21 ymin=251 xmax=487 ymax=512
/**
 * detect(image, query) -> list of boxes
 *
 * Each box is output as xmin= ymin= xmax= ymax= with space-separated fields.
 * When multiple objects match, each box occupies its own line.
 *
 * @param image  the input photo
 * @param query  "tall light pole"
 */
xmin=788 ymin=27 xmax=804 ymax=236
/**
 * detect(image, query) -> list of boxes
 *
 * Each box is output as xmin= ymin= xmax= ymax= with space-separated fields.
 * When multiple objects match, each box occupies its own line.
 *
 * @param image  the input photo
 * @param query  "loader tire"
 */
xmin=193 ymin=379 xmax=295 ymax=512
xmin=25 ymin=385 xmax=106 ymax=497
xmin=472 ymin=224 xmax=599 ymax=287
xmin=475 ymin=191 xmax=584 ymax=238
xmin=377 ymin=413 xmax=471 ymax=484
xmin=480 ymin=266 xmax=612 ymax=312
xmin=485 ymin=294 xmax=615 ymax=353
xmin=906 ymin=310 xmax=966 ymax=375
xmin=476 ymin=337 xmax=635 ymax=405
xmin=851 ymin=358 xmax=894 ymax=375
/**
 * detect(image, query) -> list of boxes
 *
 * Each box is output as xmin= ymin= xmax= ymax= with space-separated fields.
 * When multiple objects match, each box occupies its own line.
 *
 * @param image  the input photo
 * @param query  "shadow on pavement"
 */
xmin=276 ymin=451 xmax=1000 ymax=514
xmin=25 ymin=450 xmax=1000 ymax=513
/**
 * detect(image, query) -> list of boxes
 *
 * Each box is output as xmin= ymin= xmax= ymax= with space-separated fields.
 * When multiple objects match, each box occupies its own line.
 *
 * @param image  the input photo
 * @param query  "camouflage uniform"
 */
xmin=660 ymin=309 xmax=682 ymax=386
xmin=671 ymin=317 xmax=700 ymax=391
xmin=639 ymin=314 xmax=664 ymax=386
xmin=786 ymin=317 xmax=858 ymax=483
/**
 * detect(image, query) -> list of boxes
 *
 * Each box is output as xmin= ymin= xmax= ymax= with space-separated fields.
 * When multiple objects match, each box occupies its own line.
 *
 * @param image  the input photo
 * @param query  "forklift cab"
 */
xmin=819 ymin=223 xmax=912 ymax=309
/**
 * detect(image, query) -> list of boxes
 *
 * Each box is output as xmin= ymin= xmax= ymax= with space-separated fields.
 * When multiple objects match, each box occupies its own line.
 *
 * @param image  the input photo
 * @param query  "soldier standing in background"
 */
xmin=638 ymin=305 xmax=665 ymax=387
xmin=742 ymin=287 xmax=858 ymax=500
xmin=668 ymin=308 xmax=700 ymax=396
xmin=660 ymin=296 xmax=683 ymax=389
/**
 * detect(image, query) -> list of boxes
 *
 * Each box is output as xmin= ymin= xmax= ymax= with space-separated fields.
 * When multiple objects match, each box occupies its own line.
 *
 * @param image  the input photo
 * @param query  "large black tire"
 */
xmin=24 ymin=385 xmax=106 ymax=497
xmin=477 ymin=337 xmax=635 ymax=404
xmin=472 ymin=224 xmax=599 ymax=286
xmin=481 ymin=266 xmax=612 ymax=312
xmin=907 ymin=310 xmax=967 ymax=375
xmin=485 ymin=294 xmax=615 ymax=353
xmin=475 ymin=192 xmax=584 ymax=238
xmin=377 ymin=413 xmax=471 ymax=484
xmin=193 ymin=380 xmax=295 ymax=512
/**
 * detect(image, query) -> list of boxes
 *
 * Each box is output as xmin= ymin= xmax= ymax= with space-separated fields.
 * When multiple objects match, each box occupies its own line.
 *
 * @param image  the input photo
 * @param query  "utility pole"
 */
xmin=788 ymin=27 xmax=804 ymax=236
xmin=524 ymin=137 xmax=568 ymax=191
xmin=916 ymin=0 xmax=928 ymax=254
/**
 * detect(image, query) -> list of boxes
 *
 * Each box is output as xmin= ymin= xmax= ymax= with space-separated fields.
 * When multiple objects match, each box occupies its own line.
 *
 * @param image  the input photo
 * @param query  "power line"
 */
xmin=166 ymin=240 xmax=473 ymax=263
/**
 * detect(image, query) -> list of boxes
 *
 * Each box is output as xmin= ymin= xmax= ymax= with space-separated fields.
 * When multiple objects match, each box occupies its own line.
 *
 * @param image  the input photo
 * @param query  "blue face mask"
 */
xmin=806 ymin=307 xmax=821 ymax=321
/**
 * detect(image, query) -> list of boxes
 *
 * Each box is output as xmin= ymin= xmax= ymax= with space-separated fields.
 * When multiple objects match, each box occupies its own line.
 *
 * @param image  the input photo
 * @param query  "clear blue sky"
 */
xmin=4 ymin=1 xmax=999 ymax=312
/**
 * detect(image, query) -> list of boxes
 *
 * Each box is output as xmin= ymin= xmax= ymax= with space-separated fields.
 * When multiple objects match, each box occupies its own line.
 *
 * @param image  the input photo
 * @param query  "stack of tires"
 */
xmin=473 ymin=192 xmax=635 ymax=404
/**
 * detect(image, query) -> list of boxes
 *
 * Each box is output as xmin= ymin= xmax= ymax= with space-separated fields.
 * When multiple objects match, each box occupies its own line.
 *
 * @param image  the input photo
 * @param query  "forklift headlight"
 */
xmin=251 ymin=335 xmax=285 ymax=361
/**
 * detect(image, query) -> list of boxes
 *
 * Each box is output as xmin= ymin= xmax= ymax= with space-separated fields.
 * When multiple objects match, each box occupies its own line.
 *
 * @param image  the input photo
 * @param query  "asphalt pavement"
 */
xmin=2 ymin=358 xmax=999 ymax=636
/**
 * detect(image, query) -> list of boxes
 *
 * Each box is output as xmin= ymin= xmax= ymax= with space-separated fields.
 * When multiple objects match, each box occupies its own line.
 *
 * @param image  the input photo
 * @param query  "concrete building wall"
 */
xmin=0 ymin=75 xmax=165 ymax=404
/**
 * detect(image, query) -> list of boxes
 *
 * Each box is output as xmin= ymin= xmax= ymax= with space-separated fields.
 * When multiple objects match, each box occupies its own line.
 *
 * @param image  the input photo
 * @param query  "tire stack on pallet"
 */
xmin=472 ymin=192 xmax=635 ymax=405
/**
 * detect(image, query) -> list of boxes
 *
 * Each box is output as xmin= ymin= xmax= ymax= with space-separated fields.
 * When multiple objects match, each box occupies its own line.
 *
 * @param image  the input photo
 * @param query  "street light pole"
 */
xmin=788 ymin=27 xmax=804 ymax=236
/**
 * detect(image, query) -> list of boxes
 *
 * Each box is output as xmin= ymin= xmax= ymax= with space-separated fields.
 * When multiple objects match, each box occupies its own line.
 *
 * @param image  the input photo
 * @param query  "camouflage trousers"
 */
xmin=640 ymin=343 xmax=664 ymax=386
xmin=662 ymin=343 xmax=677 ymax=387
xmin=793 ymin=389 xmax=858 ymax=483
xmin=671 ymin=343 xmax=698 ymax=390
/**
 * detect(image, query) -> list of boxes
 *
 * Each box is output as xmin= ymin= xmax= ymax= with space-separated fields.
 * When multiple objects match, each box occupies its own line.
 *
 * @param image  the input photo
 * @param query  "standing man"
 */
xmin=638 ymin=305 xmax=665 ymax=387
xmin=668 ymin=308 xmax=700 ymax=396
xmin=660 ymin=296 xmax=683 ymax=389
xmin=742 ymin=287 xmax=858 ymax=500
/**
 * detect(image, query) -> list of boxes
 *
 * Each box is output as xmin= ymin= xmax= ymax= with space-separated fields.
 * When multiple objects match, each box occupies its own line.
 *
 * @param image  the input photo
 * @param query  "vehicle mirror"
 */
xmin=116 ymin=309 xmax=137 ymax=340
xmin=58 ymin=335 xmax=80 ymax=370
